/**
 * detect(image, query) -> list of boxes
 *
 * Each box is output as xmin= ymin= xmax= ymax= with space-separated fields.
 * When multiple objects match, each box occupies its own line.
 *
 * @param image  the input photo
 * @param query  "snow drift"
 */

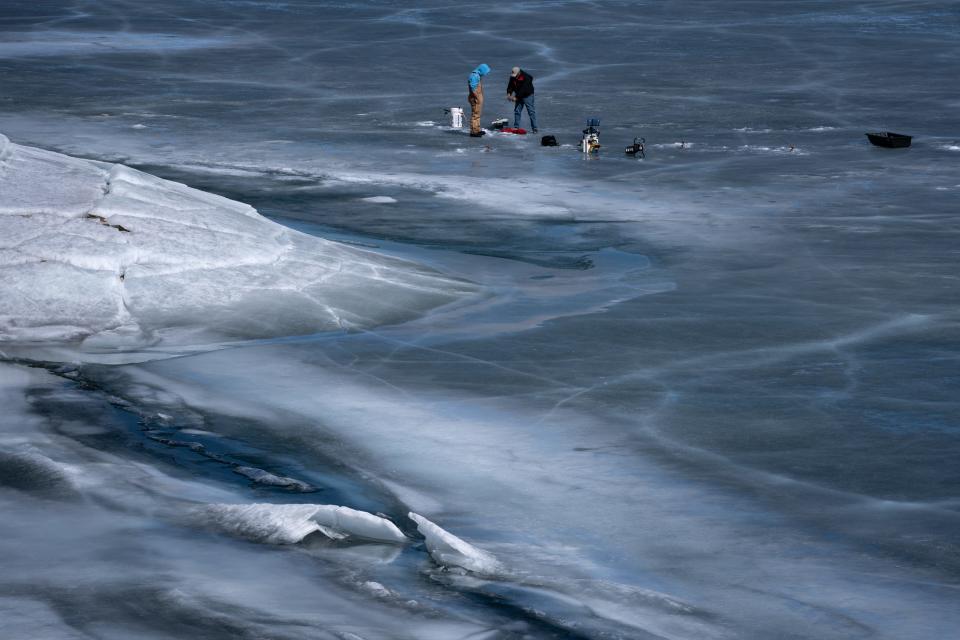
xmin=0 ymin=134 xmax=475 ymax=344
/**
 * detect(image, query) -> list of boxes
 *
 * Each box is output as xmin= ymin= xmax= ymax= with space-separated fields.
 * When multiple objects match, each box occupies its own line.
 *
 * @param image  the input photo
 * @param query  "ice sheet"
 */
xmin=1 ymin=1 xmax=958 ymax=638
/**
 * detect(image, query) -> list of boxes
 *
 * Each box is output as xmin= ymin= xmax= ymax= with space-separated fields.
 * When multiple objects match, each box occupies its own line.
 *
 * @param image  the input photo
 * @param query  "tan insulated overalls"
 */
xmin=468 ymin=81 xmax=484 ymax=134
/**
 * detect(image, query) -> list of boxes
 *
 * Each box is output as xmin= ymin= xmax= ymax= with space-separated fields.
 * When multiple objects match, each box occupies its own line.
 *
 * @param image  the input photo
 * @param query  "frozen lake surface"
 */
xmin=1 ymin=1 xmax=958 ymax=638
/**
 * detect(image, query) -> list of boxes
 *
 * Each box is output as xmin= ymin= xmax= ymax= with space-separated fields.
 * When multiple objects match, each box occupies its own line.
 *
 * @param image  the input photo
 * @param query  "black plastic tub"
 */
xmin=866 ymin=131 xmax=912 ymax=148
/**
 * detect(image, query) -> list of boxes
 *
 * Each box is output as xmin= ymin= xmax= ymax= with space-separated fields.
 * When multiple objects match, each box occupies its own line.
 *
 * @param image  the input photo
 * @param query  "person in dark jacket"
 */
xmin=506 ymin=67 xmax=538 ymax=132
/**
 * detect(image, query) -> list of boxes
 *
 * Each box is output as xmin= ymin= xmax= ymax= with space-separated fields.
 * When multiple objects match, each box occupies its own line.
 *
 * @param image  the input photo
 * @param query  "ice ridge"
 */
xmin=198 ymin=503 xmax=409 ymax=545
xmin=408 ymin=512 xmax=502 ymax=574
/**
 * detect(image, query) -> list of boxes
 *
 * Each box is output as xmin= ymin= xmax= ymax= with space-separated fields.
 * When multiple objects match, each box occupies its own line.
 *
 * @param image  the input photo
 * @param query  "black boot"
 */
xmin=470 ymin=130 xmax=486 ymax=137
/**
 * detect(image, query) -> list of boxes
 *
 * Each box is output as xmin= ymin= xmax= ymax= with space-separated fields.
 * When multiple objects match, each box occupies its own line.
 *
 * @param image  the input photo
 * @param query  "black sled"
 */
xmin=865 ymin=132 xmax=912 ymax=148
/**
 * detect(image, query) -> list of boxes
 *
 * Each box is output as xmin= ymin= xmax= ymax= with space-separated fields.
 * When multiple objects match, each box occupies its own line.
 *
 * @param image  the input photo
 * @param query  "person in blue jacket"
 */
xmin=467 ymin=63 xmax=490 ymax=137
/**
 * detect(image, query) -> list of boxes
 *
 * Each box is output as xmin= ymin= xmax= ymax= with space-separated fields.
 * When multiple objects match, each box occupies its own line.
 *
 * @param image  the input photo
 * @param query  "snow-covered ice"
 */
xmin=0 ymin=134 xmax=475 ymax=345
xmin=0 ymin=360 xmax=491 ymax=639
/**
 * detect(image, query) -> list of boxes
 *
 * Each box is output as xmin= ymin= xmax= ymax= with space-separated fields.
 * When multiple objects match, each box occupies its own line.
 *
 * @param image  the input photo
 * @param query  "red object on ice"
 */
xmin=500 ymin=127 xmax=527 ymax=135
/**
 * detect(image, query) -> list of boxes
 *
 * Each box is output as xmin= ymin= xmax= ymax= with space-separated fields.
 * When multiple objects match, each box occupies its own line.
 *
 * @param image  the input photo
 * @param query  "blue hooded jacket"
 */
xmin=468 ymin=64 xmax=490 ymax=91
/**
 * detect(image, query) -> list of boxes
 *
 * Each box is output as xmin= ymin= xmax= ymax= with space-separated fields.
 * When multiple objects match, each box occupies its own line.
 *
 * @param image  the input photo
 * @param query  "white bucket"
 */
xmin=449 ymin=107 xmax=464 ymax=129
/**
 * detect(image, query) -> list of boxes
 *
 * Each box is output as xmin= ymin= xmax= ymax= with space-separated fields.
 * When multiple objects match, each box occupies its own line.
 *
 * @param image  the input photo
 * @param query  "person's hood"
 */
xmin=474 ymin=64 xmax=490 ymax=76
